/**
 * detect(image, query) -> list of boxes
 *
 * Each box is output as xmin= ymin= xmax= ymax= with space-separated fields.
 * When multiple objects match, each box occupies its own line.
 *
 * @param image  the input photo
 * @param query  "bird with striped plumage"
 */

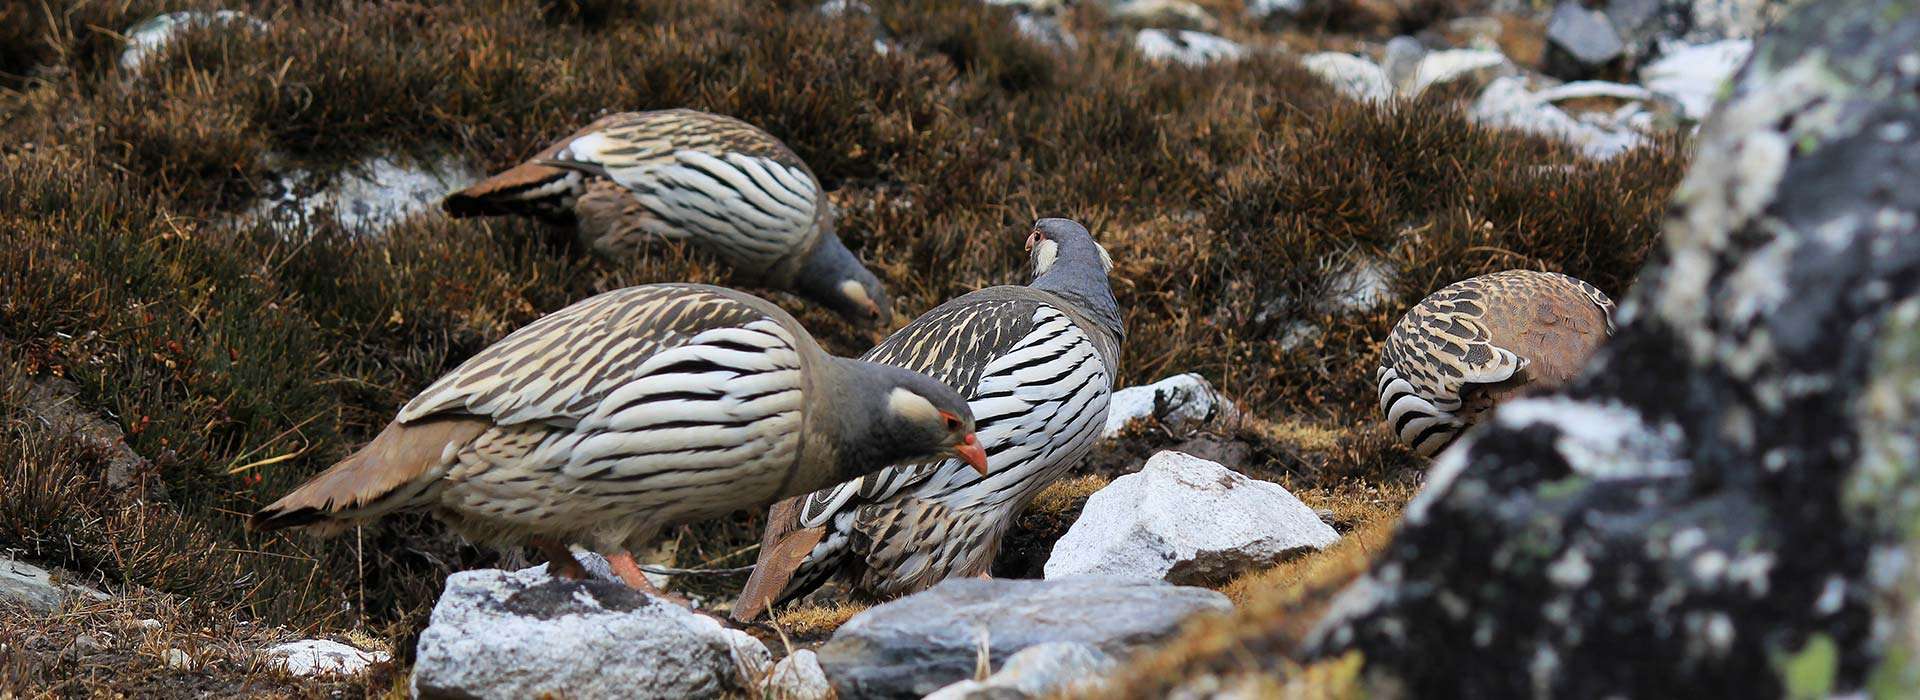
xmin=731 ymin=218 xmax=1123 ymax=621
xmin=1376 ymin=269 xmax=1615 ymax=457
xmin=444 ymin=109 xmax=892 ymax=326
xmin=250 ymin=284 xmax=987 ymax=594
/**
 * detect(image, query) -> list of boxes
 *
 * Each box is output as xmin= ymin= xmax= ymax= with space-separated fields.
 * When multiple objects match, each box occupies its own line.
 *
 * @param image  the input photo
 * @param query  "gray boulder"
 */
xmin=411 ymin=553 xmax=768 ymax=699
xmin=816 ymin=577 xmax=1229 ymax=698
xmin=1544 ymin=1 xmax=1626 ymax=79
xmin=1045 ymin=451 xmax=1339 ymax=584
xmin=0 ymin=558 xmax=108 ymax=614
xmin=922 ymin=642 xmax=1118 ymax=699
xmin=1306 ymin=0 xmax=1920 ymax=695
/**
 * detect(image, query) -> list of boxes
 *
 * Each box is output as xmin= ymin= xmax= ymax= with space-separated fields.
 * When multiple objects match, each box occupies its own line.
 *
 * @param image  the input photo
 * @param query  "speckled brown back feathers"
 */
xmin=1377 ymin=270 xmax=1615 ymax=456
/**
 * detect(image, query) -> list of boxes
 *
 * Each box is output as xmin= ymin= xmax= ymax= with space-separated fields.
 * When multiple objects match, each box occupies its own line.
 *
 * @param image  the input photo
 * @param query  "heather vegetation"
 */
xmin=1 ymin=0 xmax=1685 ymax=693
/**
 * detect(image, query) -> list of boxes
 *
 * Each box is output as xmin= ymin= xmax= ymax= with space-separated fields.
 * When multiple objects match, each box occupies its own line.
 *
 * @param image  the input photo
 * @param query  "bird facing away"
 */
xmin=1376 ymin=269 xmax=1616 ymax=457
xmin=443 ymin=109 xmax=893 ymax=327
xmin=250 ymin=284 xmax=986 ymax=593
xmin=731 ymin=218 xmax=1123 ymax=621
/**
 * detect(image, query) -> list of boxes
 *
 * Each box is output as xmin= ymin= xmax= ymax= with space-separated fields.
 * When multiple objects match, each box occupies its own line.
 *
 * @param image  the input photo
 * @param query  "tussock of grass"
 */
xmin=770 ymin=602 xmax=871 ymax=647
xmin=1 ymin=0 xmax=1685 ymax=688
xmin=1083 ymin=517 xmax=1399 ymax=699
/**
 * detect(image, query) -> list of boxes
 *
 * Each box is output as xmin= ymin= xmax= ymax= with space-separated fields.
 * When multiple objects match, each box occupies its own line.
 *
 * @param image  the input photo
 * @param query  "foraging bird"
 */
xmin=732 ymin=218 xmax=1123 ymax=621
xmin=250 ymin=284 xmax=986 ymax=593
xmin=1376 ymin=270 xmax=1615 ymax=457
xmin=444 ymin=109 xmax=892 ymax=326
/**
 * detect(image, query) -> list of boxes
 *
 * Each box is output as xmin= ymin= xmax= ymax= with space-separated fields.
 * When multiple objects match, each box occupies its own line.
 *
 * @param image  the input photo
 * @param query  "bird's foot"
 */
xmin=533 ymin=537 xmax=589 ymax=581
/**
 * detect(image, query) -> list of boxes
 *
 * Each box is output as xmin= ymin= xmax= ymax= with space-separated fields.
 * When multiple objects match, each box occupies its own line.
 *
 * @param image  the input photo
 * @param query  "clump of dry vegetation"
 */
xmin=1 ymin=0 xmax=1685 ymax=691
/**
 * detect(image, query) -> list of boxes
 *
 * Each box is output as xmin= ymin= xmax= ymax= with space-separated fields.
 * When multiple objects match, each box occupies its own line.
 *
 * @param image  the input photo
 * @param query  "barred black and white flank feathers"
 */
xmin=1377 ymin=270 xmax=1615 ymax=457
xmin=734 ymin=219 xmax=1123 ymax=620
xmin=250 ymin=284 xmax=983 ymax=589
xmin=445 ymin=109 xmax=892 ymax=326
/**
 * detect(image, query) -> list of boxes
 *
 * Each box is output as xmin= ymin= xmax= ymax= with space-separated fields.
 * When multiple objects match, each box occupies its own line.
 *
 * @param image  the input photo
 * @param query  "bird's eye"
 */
xmin=939 ymin=411 xmax=962 ymax=432
xmin=1025 ymin=230 xmax=1043 ymax=251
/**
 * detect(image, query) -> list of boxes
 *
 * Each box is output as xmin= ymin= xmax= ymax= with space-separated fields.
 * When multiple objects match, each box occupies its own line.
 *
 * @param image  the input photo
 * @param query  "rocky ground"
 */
xmin=0 ymin=0 xmax=1850 ymax=696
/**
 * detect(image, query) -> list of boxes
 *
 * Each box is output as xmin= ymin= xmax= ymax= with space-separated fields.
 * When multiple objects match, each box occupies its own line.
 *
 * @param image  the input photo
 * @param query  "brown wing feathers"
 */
xmin=249 ymin=417 xmax=488 ymax=534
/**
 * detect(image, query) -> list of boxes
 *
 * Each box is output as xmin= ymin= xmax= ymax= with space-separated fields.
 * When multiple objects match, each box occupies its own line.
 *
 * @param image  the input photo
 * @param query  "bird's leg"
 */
xmin=606 ymin=550 xmax=661 ymax=592
xmin=607 ymin=551 xmax=695 ymax=607
xmin=533 ymin=537 xmax=588 ymax=581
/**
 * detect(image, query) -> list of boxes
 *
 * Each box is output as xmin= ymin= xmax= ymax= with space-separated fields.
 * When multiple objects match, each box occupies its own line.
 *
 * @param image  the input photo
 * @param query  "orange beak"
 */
xmin=953 ymin=433 xmax=989 ymax=475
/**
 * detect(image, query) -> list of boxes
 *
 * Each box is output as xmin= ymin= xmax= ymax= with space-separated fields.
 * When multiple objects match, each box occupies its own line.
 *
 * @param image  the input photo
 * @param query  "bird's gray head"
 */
xmin=795 ymin=227 xmax=893 ymax=327
xmin=1025 ymin=218 xmax=1124 ymax=341
xmin=826 ymin=360 xmax=987 ymax=481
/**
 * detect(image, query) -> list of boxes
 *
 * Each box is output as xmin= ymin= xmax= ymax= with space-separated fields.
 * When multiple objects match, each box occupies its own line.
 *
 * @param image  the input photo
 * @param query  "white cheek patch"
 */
xmin=1032 ymin=239 xmax=1060 ymax=275
xmin=840 ymin=279 xmax=874 ymax=310
xmin=1095 ymin=242 xmax=1113 ymax=273
xmin=887 ymin=388 xmax=939 ymax=426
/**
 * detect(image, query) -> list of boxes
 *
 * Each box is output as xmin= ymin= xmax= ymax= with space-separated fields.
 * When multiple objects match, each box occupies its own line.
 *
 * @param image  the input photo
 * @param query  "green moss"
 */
xmin=1775 ymin=633 xmax=1839 ymax=700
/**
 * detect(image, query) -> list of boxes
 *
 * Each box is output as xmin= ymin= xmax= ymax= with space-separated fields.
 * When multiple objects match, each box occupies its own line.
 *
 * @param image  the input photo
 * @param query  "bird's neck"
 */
xmin=1032 ymin=263 xmax=1125 ymax=343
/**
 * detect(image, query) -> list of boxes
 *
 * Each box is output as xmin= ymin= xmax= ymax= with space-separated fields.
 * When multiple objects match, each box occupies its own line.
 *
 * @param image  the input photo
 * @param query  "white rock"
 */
xmin=1408 ymin=49 xmax=1513 ymax=95
xmin=1134 ymin=29 xmax=1245 ymax=67
xmin=1641 ymin=39 xmax=1752 ymax=122
xmin=1301 ymin=53 xmax=1392 ymax=103
xmin=120 ymin=11 xmax=265 ymax=72
xmin=1246 ymin=0 xmax=1306 ymax=20
xmin=923 ymin=642 xmax=1118 ymax=699
xmin=816 ymin=0 xmax=872 ymax=15
xmin=1382 ymin=36 xmax=1428 ymax=92
xmin=1325 ymin=256 xmax=1395 ymax=312
xmin=1102 ymin=373 xmax=1235 ymax=437
xmin=1111 ymin=0 xmax=1218 ymax=31
xmin=249 ymin=154 xmax=480 ymax=235
xmin=1013 ymin=13 xmax=1078 ymax=50
xmin=411 ymin=553 xmax=766 ymax=699
xmin=1045 ymin=451 xmax=1340 ymax=584
xmin=1471 ymin=76 xmax=1649 ymax=160
xmin=762 ymin=650 xmax=832 ymax=700
xmin=267 ymin=639 xmax=390 ymax=677
xmin=164 ymin=648 xmax=193 ymax=670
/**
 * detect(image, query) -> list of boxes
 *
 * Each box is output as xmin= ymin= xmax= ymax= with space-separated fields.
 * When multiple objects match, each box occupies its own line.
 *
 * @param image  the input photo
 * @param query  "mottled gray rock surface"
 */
xmin=1046 ymin=451 xmax=1339 ymax=584
xmin=816 ymin=577 xmax=1229 ymax=698
xmin=763 ymin=649 xmax=832 ymax=700
xmin=922 ymin=642 xmax=1118 ymax=699
xmin=0 ymin=558 xmax=108 ymax=614
xmin=411 ymin=553 xmax=766 ymax=699
xmin=1307 ymin=0 xmax=1920 ymax=695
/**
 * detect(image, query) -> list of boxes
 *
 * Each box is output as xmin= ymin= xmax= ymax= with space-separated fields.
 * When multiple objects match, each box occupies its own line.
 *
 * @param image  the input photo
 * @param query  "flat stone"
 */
xmin=411 ymin=553 xmax=766 ymax=699
xmin=1111 ymin=0 xmax=1218 ymax=31
xmin=248 ymin=153 xmax=481 ymax=236
xmin=266 ymin=639 xmax=390 ymax=677
xmin=1044 ymin=451 xmax=1339 ymax=584
xmin=0 ymin=558 xmax=108 ymax=614
xmin=816 ymin=577 xmax=1229 ymax=698
xmin=1640 ymin=39 xmax=1752 ymax=121
xmin=120 ymin=11 xmax=266 ymax=72
xmin=923 ymin=642 xmax=1117 ymax=699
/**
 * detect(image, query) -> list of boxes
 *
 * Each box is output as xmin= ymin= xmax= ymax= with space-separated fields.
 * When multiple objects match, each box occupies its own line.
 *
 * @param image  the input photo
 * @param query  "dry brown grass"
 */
xmin=0 ymin=0 xmax=1685 ymax=691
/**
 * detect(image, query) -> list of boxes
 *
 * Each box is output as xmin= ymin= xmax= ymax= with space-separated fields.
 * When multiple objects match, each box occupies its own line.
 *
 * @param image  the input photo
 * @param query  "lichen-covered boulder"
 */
xmin=1306 ymin=0 xmax=1920 ymax=695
